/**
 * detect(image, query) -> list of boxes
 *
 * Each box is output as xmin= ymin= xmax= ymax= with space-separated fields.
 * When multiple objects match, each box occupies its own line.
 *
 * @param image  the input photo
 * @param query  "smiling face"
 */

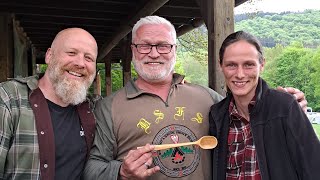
xmin=131 ymin=24 xmax=176 ymax=83
xmin=221 ymin=40 xmax=265 ymax=101
xmin=45 ymin=28 xmax=97 ymax=105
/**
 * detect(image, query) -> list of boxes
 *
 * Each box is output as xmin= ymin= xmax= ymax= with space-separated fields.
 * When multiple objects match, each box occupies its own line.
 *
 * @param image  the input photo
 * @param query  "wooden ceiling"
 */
xmin=0 ymin=0 xmax=247 ymax=64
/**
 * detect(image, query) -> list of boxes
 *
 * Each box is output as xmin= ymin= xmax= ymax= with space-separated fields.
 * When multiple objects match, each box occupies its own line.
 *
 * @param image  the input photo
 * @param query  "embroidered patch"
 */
xmin=152 ymin=124 xmax=200 ymax=178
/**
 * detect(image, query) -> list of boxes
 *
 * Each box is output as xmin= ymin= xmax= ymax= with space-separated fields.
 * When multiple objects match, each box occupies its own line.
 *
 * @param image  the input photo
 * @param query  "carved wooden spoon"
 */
xmin=153 ymin=136 xmax=218 ymax=151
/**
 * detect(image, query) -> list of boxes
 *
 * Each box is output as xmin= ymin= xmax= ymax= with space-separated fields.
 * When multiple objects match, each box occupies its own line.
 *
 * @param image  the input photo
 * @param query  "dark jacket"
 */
xmin=209 ymin=78 xmax=320 ymax=180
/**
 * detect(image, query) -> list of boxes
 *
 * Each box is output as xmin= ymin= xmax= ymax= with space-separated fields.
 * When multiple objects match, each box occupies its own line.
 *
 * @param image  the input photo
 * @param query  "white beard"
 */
xmin=47 ymin=57 xmax=95 ymax=105
xmin=132 ymin=56 xmax=176 ymax=83
xmin=53 ymin=76 xmax=89 ymax=105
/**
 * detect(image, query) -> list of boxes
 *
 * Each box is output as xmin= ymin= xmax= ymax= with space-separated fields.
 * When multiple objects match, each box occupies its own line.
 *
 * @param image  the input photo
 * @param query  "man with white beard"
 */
xmin=0 ymin=28 xmax=98 ymax=180
xmin=83 ymin=16 xmax=308 ymax=180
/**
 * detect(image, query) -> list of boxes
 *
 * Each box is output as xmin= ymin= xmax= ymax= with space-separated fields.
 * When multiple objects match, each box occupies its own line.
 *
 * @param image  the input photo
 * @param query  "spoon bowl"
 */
xmin=153 ymin=136 xmax=218 ymax=151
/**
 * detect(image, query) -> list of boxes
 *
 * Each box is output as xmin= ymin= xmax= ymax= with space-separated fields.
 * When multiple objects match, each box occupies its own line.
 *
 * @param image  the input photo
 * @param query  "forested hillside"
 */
xmin=235 ymin=10 xmax=320 ymax=48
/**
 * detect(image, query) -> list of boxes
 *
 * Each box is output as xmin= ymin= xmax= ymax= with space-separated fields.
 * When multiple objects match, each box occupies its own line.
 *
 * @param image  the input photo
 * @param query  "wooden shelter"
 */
xmin=0 ymin=0 xmax=248 ymax=96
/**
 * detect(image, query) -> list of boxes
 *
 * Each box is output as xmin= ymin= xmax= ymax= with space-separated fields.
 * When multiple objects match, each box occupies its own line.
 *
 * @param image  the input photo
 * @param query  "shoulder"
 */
xmin=94 ymin=87 xmax=125 ymax=113
xmin=184 ymin=83 xmax=224 ymax=103
xmin=0 ymin=75 xmax=38 ymax=93
xmin=265 ymin=88 xmax=296 ymax=106
xmin=210 ymin=95 xmax=229 ymax=114
xmin=0 ymin=79 xmax=29 ymax=99
xmin=258 ymin=88 xmax=298 ymax=118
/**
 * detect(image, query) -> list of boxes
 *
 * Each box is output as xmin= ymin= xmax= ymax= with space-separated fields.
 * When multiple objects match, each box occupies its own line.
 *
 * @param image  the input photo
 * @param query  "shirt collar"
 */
xmin=125 ymin=73 xmax=185 ymax=99
xmin=228 ymin=95 xmax=256 ymax=123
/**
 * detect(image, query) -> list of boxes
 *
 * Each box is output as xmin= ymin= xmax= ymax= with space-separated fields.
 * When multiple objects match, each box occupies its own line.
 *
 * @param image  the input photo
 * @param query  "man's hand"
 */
xmin=277 ymin=86 xmax=308 ymax=112
xmin=119 ymin=144 xmax=160 ymax=180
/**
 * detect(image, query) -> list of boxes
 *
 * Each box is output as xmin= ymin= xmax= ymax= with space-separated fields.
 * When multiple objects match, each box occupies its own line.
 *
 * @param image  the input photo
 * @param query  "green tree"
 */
xmin=176 ymin=51 xmax=208 ymax=86
xmin=178 ymin=25 xmax=208 ymax=66
xmin=261 ymin=44 xmax=284 ymax=87
xmin=310 ymin=49 xmax=320 ymax=111
xmin=272 ymin=42 xmax=308 ymax=88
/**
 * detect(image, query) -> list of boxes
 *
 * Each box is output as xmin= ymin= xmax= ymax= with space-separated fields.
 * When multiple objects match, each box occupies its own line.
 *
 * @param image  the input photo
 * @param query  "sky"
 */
xmin=235 ymin=0 xmax=320 ymax=14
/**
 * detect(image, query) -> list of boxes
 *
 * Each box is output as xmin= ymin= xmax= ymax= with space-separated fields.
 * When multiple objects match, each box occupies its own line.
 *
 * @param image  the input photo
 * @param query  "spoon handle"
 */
xmin=154 ymin=141 xmax=197 ymax=150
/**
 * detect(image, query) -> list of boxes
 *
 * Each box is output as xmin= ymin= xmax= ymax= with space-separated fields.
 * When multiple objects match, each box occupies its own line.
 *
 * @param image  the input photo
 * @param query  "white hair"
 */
xmin=132 ymin=15 xmax=177 ymax=44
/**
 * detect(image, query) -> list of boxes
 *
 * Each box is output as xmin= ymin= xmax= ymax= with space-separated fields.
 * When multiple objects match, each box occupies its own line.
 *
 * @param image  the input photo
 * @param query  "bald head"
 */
xmin=50 ymin=28 xmax=98 ymax=59
xmin=41 ymin=27 xmax=98 ymax=106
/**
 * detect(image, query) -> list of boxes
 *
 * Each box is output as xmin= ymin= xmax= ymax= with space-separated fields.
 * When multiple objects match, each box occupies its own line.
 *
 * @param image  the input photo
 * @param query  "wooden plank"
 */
xmin=176 ymin=18 xmax=204 ymax=36
xmin=198 ymin=0 xmax=234 ymax=96
xmin=94 ymin=71 xmax=102 ymax=96
xmin=97 ymin=0 xmax=169 ymax=61
xmin=13 ymin=18 xmax=31 ymax=77
xmin=104 ymin=53 xmax=112 ymax=96
xmin=211 ymin=0 xmax=234 ymax=95
xmin=120 ymin=35 xmax=132 ymax=86
xmin=0 ymin=13 xmax=14 ymax=82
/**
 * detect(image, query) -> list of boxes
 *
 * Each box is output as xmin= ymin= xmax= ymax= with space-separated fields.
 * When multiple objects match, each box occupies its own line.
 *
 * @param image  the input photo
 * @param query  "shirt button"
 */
xmin=44 ymin=164 xmax=48 ymax=168
xmin=34 ymin=104 xmax=38 ymax=108
xmin=40 ymin=131 xmax=45 ymax=135
xmin=87 ymin=111 xmax=91 ymax=114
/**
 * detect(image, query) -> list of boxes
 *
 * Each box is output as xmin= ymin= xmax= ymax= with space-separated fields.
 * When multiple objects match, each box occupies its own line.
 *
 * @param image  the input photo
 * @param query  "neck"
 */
xmin=136 ymin=76 xmax=173 ymax=101
xmin=38 ymin=73 xmax=69 ymax=107
xmin=233 ymin=96 xmax=252 ymax=121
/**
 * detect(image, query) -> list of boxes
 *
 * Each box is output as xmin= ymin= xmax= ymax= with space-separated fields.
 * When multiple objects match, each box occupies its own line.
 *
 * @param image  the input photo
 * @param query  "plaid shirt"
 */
xmin=226 ymin=97 xmax=261 ymax=180
xmin=0 ymin=75 xmax=96 ymax=180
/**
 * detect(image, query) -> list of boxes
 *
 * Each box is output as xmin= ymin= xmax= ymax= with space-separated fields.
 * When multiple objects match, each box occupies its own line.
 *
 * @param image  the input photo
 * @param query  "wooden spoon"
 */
xmin=153 ymin=136 xmax=218 ymax=151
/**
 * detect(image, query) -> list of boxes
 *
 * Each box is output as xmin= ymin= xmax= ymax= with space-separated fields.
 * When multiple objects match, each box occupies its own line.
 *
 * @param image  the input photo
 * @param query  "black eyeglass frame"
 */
xmin=132 ymin=44 xmax=176 ymax=54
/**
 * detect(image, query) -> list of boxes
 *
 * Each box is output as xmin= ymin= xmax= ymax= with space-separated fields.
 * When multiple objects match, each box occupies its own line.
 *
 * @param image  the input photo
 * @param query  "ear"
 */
xmin=218 ymin=60 xmax=223 ymax=71
xmin=45 ymin=48 xmax=53 ymax=64
xmin=260 ymin=58 xmax=266 ymax=72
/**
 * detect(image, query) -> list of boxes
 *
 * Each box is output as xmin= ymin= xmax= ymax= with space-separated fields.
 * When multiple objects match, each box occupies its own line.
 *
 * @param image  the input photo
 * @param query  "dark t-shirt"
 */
xmin=47 ymin=100 xmax=87 ymax=180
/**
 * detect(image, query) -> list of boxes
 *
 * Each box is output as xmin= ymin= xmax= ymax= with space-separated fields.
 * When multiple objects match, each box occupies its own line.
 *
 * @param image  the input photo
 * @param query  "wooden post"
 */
xmin=121 ymin=35 xmax=132 ymax=86
xmin=13 ymin=20 xmax=31 ymax=77
xmin=104 ymin=53 xmax=112 ymax=96
xmin=197 ymin=0 xmax=234 ymax=96
xmin=0 ymin=13 xmax=13 ymax=82
xmin=93 ymin=70 xmax=101 ymax=96
xmin=32 ymin=47 xmax=37 ymax=75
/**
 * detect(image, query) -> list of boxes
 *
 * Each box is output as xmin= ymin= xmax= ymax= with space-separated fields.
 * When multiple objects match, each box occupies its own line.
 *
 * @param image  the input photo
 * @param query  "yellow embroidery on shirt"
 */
xmin=191 ymin=112 xmax=203 ymax=123
xmin=154 ymin=110 xmax=164 ymax=124
xmin=137 ymin=118 xmax=151 ymax=134
xmin=174 ymin=107 xmax=185 ymax=120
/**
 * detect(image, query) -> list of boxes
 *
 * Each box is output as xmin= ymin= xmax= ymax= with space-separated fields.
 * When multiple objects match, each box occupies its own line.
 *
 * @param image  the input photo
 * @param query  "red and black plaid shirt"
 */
xmin=226 ymin=97 xmax=261 ymax=180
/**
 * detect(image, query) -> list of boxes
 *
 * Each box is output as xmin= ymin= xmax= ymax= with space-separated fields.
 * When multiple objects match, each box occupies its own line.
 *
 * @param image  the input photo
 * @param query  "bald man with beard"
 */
xmin=0 ymin=28 xmax=98 ymax=180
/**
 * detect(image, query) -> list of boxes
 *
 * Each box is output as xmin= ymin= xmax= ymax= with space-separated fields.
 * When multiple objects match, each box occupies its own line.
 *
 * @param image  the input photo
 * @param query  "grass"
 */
xmin=312 ymin=124 xmax=320 ymax=139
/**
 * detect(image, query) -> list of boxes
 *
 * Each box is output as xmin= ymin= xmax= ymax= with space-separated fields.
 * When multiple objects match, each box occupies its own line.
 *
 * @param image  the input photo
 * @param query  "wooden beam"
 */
xmin=156 ymin=7 xmax=201 ymax=18
xmin=31 ymin=46 xmax=37 ymax=75
xmin=235 ymin=0 xmax=249 ymax=6
xmin=120 ymin=35 xmax=132 ymax=86
xmin=94 ymin=71 xmax=102 ymax=96
xmin=0 ymin=1 xmax=134 ymax=15
xmin=97 ymin=0 xmax=169 ymax=61
xmin=0 ymin=13 xmax=14 ymax=82
xmin=197 ymin=0 xmax=234 ymax=96
xmin=104 ymin=53 xmax=112 ymax=96
xmin=176 ymin=18 xmax=204 ymax=37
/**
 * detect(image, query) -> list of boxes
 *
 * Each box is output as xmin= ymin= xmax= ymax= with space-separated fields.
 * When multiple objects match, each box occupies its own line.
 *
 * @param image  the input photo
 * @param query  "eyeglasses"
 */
xmin=132 ymin=44 xmax=175 ymax=54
